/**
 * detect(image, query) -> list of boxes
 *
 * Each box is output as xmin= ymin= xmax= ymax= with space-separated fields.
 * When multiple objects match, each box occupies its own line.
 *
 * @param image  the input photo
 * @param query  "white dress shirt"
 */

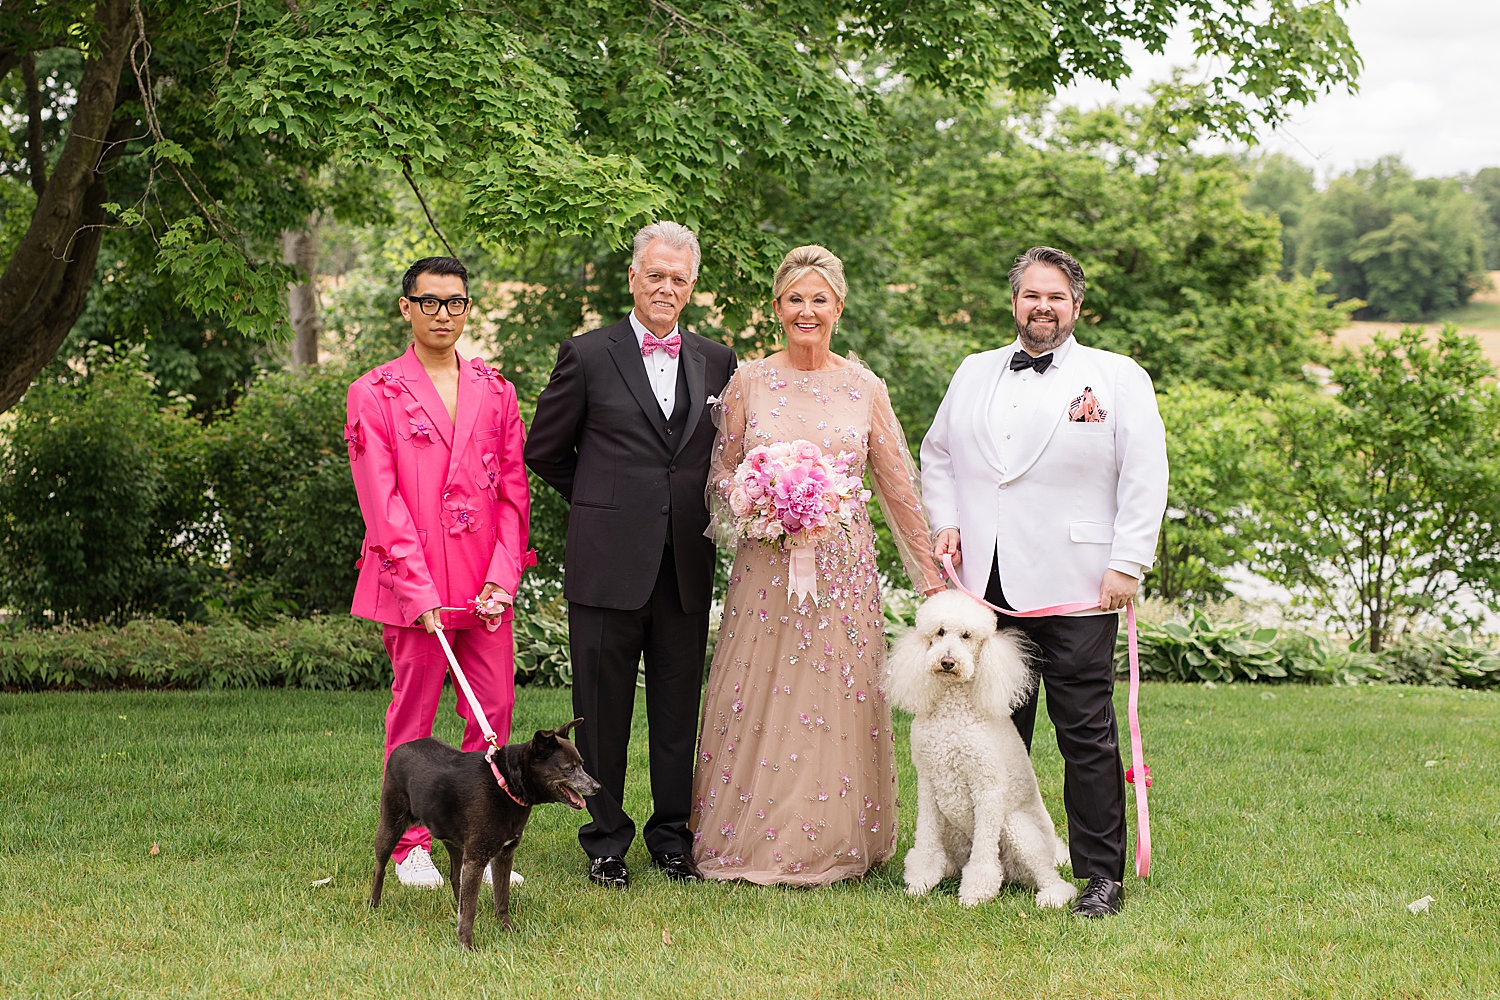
xmin=629 ymin=309 xmax=680 ymax=417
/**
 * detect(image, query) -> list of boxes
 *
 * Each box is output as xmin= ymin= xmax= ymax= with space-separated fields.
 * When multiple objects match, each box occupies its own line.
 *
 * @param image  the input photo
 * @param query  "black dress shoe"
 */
xmin=650 ymin=852 xmax=703 ymax=882
xmin=1071 ymin=876 xmax=1123 ymax=917
xmin=588 ymin=855 xmax=629 ymax=890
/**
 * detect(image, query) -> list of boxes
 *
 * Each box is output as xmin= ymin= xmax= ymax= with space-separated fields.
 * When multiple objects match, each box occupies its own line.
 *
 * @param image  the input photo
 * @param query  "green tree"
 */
xmin=1242 ymin=152 xmax=1316 ymax=277
xmin=1468 ymin=166 xmax=1500 ymax=270
xmin=1150 ymin=384 xmax=1264 ymax=601
xmin=0 ymin=0 xmax=1362 ymax=412
xmin=1293 ymin=157 xmax=1487 ymax=320
xmin=1252 ymin=328 xmax=1500 ymax=651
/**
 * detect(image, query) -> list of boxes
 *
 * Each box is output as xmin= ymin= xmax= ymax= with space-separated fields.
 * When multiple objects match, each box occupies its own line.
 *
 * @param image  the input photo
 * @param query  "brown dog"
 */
xmin=371 ymin=719 xmax=600 ymax=948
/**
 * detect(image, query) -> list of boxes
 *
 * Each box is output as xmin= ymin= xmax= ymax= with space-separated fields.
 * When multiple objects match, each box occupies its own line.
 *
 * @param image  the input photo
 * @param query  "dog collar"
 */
xmin=486 ymin=745 xmax=530 ymax=807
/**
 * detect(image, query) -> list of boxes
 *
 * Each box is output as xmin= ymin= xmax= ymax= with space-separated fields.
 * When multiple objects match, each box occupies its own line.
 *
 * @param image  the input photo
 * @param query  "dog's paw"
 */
xmin=904 ymin=868 xmax=942 ymax=896
xmin=1053 ymin=836 xmax=1071 ymax=870
xmin=957 ymin=868 xmax=1002 ymax=907
xmin=1033 ymin=881 xmax=1079 ymax=910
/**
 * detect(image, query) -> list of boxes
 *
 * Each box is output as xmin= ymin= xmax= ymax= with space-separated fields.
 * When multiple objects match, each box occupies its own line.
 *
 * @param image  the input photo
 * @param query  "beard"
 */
xmin=1015 ymin=310 xmax=1075 ymax=354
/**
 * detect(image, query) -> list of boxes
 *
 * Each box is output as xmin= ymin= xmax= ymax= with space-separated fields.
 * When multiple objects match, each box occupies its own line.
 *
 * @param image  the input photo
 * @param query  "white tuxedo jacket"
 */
xmin=920 ymin=336 xmax=1168 ymax=610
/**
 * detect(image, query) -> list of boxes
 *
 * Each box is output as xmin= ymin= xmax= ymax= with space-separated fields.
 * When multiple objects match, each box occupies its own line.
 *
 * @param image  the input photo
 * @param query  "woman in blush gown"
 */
xmin=689 ymin=245 xmax=946 ymax=885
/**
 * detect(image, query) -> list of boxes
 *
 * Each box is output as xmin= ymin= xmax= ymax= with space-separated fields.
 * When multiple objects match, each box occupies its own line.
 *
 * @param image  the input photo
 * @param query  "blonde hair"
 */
xmin=772 ymin=244 xmax=847 ymax=303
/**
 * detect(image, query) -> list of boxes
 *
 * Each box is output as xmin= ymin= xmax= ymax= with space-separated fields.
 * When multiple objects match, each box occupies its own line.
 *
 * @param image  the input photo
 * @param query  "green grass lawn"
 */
xmin=3 ymin=682 xmax=1497 ymax=999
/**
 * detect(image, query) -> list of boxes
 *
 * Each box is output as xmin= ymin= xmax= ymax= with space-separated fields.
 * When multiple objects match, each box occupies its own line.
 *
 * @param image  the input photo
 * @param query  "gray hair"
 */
xmin=1008 ymin=246 xmax=1086 ymax=303
xmin=632 ymin=221 xmax=701 ymax=283
xmin=772 ymin=244 xmax=848 ymax=303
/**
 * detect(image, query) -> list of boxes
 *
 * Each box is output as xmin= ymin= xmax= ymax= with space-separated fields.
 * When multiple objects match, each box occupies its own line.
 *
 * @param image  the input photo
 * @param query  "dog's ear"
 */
xmin=555 ymin=718 xmax=584 ymax=740
xmin=974 ymin=628 xmax=1034 ymax=719
xmin=531 ymin=728 xmax=559 ymax=747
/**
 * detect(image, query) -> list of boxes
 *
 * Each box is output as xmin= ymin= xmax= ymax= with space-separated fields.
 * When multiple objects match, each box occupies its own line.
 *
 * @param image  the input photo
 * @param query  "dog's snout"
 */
xmin=940 ymin=656 xmax=957 ymax=672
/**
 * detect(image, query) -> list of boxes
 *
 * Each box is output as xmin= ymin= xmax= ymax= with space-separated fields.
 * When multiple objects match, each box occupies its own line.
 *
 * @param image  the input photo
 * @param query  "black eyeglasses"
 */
xmin=408 ymin=296 xmax=472 ymax=317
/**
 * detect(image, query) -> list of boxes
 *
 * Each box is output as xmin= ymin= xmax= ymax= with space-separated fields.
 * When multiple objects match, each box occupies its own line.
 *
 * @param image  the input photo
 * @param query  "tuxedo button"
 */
xmin=669 ymin=464 xmax=677 ymax=473
xmin=661 ymin=505 xmax=670 ymax=514
xmin=666 ymin=428 xmax=673 ymax=435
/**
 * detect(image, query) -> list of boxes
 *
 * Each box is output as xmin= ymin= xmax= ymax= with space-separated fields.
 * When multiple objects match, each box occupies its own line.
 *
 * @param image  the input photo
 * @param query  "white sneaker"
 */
xmin=482 ymin=863 xmax=524 ymax=886
xmin=395 ymin=846 xmax=444 ymax=889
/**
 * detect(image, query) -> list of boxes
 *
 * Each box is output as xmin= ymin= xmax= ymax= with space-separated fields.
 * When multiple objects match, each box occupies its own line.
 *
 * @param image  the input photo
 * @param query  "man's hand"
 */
xmin=1098 ymin=569 xmax=1138 ymax=612
xmin=418 ymin=608 xmax=442 ymax=633
xmin=476 ymin=582 xmax=513 ymax=621
xmin=933 ymin=528 xmax=962 ymax=570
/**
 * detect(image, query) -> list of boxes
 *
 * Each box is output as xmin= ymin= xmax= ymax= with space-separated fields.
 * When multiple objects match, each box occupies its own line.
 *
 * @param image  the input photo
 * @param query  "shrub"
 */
xmin=514 ymin=596 xmax=572 ymax=687
xmin=0 ymin=614 xmax=388 ymax=691
xmin=1378 ymin=631 xmax=1500 ymax=689
xmin=0 ymin=355 xmax=217 ymax=624
xmin=1118 ymin=610 xmax=1287 ymax=683
xmin=204 ymin=366 xmax=364 ymax=614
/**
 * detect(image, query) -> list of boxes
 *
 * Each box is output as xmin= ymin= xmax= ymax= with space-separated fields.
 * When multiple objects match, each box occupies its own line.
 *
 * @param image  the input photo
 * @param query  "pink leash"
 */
xmin=432 ymin=627 xmax=529 ymax=807
xmin=940 ymin=554 xmax=1152 ymax=878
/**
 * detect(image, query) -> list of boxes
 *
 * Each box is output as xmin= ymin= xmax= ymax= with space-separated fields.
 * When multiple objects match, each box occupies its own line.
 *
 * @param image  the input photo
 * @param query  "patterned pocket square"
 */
xmin=1069 ymin=387 xmax=1107 ymax=422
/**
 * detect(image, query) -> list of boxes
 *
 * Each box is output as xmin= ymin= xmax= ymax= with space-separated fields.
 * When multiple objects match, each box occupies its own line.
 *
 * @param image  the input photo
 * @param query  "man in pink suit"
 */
xmin=346 ymin=256 xmax=533 ymax=890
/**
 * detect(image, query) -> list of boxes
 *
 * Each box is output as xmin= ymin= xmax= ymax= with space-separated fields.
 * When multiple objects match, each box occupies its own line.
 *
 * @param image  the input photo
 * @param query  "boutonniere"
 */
xmin=707 ymin=394 xmax=721 ymax=406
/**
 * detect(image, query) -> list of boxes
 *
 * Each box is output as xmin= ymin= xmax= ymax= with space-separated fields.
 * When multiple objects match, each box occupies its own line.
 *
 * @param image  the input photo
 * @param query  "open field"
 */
xmin=3 ymin=683 xmax=1497 ymax=999
xmin=1332 ymin=270 xmax=1500 ymax=367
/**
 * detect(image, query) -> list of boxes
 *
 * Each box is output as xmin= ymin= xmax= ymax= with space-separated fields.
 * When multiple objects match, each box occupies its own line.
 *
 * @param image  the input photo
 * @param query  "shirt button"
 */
xmin=1005 ymin=434 xmax=1011 ymax=440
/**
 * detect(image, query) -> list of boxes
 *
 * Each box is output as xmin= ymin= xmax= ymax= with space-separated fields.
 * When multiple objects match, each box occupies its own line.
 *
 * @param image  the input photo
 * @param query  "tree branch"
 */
xmin=400 ymin=158 xmax=456 ymax=257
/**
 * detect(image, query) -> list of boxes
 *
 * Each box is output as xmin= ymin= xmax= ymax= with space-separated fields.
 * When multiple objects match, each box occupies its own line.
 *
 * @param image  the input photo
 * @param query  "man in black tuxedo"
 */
xmin=525 ymin=221 xmax=737 ymax=888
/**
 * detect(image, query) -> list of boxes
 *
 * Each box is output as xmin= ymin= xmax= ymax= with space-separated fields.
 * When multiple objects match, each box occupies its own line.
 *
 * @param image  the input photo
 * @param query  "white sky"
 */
xmin=1053 ymin=0 xmax=1500 ymax=180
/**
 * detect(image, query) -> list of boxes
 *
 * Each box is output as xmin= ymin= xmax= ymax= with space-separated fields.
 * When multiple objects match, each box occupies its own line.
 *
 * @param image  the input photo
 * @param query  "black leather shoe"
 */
xmin=1071 ymin=877 xmax=1123 ymax=917
xmin=588 ymin=855 xmax=629 ymax=890
xmin=650 ymin=852 xmax=703 ymax=883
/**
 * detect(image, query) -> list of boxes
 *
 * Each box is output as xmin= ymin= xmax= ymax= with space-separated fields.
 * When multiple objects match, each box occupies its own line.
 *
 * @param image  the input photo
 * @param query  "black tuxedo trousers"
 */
xmin=988 ymin=552 xmax=1127 ymax=881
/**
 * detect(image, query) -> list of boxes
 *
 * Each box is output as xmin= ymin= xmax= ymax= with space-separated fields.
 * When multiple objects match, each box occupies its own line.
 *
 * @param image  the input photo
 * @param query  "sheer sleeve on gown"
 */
xmin=866 ymin=376 xmax=945 ymax=594
xmin=704 ymin=366 xmax=748 ymax=546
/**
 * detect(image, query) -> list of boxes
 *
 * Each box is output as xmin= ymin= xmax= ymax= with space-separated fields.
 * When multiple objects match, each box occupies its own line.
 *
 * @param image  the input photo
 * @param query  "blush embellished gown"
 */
xmin=689 ymin=358 xmax=944 ymax=885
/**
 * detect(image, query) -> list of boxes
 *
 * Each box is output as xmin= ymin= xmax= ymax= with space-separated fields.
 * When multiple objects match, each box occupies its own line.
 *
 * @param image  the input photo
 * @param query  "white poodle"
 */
xmin=887 ymin=590 xmax=1077 ymax=909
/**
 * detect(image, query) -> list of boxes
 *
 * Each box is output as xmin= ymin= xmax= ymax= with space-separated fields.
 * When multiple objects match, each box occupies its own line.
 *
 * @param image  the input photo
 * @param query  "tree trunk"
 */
xmin=0 ymin=0 xmax=136 ymax=414
xmin=22 ymin=51 xmax=47 ymax=198
xmin=283 ymin=218 xmax=321 ymax=370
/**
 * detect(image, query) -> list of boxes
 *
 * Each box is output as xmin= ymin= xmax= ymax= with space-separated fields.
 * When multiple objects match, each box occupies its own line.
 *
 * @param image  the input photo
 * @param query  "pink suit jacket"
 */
xmin=345 ymin=347 xmax=533 ymax=630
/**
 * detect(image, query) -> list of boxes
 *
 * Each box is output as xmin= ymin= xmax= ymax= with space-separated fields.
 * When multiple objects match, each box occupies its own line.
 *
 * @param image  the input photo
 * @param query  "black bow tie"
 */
xmin=1010 ymin=351 xmax=1054 ymax=374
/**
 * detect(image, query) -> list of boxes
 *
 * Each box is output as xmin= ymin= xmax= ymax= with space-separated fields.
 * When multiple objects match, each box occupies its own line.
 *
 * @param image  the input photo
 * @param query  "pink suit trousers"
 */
xmin=382 ymin=622 xmax=516 ymax=861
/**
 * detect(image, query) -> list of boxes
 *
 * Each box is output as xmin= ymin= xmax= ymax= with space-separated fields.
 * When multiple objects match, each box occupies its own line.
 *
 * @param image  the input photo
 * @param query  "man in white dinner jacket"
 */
xmin=920 ymin=246 xmax=1168 ymax=918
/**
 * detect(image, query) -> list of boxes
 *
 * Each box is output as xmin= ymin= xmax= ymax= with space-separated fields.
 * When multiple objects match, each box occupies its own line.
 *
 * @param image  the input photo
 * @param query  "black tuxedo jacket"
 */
xmin=525 ymin=317 xmax=738 ymax=613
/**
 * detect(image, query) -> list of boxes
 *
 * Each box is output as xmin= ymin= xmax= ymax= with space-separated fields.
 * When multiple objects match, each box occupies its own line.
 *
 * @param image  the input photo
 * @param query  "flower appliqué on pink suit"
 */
xmin=370 ymin=367 xmax=410 ymax=398
xmin=476 ymin=452 xmax=501 ymax=499
xmin=343 ymin=419 xmax=364 ymax=461
xmin=471 ymin=357 xmax=507 ymax=393
xmin=442 ymin=492 xmax=482 ymax=536
xmin=402 ymin=403 xmax=440 ymax=449
xmin=363 ymin=545 xmax=409 ymax=589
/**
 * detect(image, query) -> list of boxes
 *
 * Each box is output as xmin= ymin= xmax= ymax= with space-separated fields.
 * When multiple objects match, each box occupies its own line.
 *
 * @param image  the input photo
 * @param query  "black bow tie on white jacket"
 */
xmin=1009 ymin=351 xmax=1055 ymax=374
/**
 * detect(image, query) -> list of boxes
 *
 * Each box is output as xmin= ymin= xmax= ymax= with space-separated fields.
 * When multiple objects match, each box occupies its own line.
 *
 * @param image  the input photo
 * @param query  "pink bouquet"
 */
xmin=724 ymin=440 xmax=869 ymax=601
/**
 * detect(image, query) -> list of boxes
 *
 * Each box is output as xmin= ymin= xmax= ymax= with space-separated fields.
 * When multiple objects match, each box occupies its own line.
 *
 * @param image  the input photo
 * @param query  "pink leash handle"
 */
xmin=940 ymin=554 xmax=1151 ymax=878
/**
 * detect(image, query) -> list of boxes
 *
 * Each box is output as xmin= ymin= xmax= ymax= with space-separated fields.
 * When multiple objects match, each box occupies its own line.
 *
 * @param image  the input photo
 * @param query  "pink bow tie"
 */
xmin=641 ymin=331 xmax=681 ymax=358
